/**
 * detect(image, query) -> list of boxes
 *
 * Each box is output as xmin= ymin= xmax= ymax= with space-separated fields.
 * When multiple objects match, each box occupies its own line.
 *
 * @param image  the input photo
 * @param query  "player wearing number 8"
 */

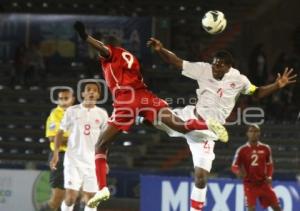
xmin=231 ymin=125 xmax=281 ymax=211
xmin=49 ymin=82 xmax=109 ymax=211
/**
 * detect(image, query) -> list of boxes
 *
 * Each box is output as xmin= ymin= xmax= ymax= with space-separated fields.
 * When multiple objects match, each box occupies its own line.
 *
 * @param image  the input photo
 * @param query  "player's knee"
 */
xmin=48 ymin=200 xmax=61 ymax=209
xmin=194 ymin=168 xmax=208 ymax=188
xmin=194 ymin=175 xmax=207 ymax=188
xmin=82 ymin=193 xmax=94 ymax=203
xmin=64 ymin=195 xmax=77 ymax=206
xmin=96 ymin=137 xmax=110 ymax=151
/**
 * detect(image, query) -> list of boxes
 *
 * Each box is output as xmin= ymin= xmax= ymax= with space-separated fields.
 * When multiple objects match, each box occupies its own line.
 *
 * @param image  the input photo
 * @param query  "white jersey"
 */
xmin=60 ymin=104 xmax=108 ymax=168
xmin=182 ymin=61 xmax=256 ymax=124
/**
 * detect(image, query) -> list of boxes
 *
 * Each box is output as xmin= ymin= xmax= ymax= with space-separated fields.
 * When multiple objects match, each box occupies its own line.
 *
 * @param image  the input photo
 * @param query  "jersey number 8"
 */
xmin=84 ymin=124 xmax=91 ymax=135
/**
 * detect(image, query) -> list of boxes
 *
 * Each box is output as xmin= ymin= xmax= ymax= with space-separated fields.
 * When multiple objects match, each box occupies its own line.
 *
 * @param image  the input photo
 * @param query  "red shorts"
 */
xmin=108 ymin=89 xmax=168 ymax=131
xmin=244 ymin=182 xmax=279 ymax=208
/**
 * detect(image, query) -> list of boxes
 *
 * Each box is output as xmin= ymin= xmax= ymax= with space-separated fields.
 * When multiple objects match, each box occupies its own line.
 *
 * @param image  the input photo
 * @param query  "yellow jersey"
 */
xmin=45 ymin=106 xmax=69 ymax=152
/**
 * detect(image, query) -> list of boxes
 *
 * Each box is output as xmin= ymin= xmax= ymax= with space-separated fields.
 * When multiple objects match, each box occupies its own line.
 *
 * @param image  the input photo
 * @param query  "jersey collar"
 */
xmin=80 ymin=103 xmax=96 ymax=111
xmin=57 ymin=106 xmax=64 ymax=112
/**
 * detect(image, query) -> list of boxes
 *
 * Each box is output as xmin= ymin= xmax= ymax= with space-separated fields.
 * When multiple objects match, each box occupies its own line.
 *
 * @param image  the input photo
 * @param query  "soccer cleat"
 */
xmin=206 ymin=118 xmax=228 ymax=142
xmin=87 ymin=187 xmax=110 ymax=208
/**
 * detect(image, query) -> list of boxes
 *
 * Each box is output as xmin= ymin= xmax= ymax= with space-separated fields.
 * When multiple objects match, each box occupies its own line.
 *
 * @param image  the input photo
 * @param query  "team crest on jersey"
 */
xmin=49 ymin=122 xmax=56 ymax=130
xmin=230 ymin=82 xmax=236 ymax=88
xmin=258 ymin=150 xmax=265 ymax=154
xmin=95 ymin=119 xmax=100 ymax=124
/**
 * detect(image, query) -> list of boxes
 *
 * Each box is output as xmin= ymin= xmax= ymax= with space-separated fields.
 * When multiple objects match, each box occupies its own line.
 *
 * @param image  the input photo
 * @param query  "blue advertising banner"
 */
xmin=141 ymin=175 xmax=300 ymax=211
xmin=0 ymin=14 xmax=152 ymax=63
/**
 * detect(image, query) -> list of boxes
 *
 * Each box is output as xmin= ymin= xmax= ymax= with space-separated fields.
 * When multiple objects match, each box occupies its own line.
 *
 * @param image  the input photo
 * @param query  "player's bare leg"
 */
xmin=39 ymin=188 xmax=65 ymax=210
xmin=88 ymin=124 xmax=121 ymax=208
xmin=158 ymin=108 xmax=201 ymax=133
xmin=270 ymin=205 xmax=282 ymax=211
xmin=158 ymin=108 xmax=228 ymax=142
xmin=190 ymin=167 xmax=209 ymax=211
xmin=61 ymin=189 xmax=79 ymax=211
xmin=49 ymin=188 xmax=65 ymax=209
xmin=82 ymin=192 xmax=97 ymax=211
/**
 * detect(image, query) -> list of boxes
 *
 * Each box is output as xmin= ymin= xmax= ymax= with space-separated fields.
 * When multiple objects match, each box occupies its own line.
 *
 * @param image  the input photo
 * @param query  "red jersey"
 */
xmin=99 ymin=45 xmax=147 ymax=96
xmin=232 ymin=142 xmax=273 ymax=184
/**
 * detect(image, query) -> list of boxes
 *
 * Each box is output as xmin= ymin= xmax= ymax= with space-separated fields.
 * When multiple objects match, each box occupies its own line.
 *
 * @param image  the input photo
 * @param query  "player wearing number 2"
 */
xmin=232 ymin=125 xmax=281 ymax=211
xmin=50 ymin=81 xmax=108 ymax=211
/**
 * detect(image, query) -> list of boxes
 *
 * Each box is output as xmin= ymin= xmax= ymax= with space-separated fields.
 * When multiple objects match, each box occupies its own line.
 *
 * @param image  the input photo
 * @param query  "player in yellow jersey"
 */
xmin=40 ymin=88 xmax=74 ymax=211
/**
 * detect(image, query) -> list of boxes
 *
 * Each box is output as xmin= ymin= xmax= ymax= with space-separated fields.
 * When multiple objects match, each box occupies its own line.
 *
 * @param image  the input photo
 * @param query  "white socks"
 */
xmin=61 ymin=200 xmax=75 ymax=211
xmin=84 ymin=206 xmax=97 ymax=211
xmin=190 ymin=185 xmax=207 ymax=211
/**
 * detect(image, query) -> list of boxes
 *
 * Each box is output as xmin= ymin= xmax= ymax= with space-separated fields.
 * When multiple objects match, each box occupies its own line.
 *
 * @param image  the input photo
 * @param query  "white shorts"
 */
xmin=187 ymin=140 xmax=215 ymax=172
xmin=156 ymin=105 xmax=216 ymax=172
xmin=64 ymin=164 xmax=98 ymax=193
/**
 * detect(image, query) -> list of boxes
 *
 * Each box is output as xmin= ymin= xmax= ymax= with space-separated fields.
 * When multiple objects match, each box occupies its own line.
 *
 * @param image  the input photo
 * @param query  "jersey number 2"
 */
xmin=122 ymin=52 xmax=134 ymax=69
xmin=251 ymin=154 xmax=259 ymax=166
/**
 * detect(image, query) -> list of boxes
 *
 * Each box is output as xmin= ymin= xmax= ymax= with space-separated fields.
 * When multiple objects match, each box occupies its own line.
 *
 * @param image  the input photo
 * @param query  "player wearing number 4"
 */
xmin=50 ymin=81 xmax=108 ymax=211
xmin=147 ymin=37 xmax=296 ymax=211
xmin=232 ymin=125 xmax=281 ymax=211
xmin=73 ymin=21 xmax=232 ymax=208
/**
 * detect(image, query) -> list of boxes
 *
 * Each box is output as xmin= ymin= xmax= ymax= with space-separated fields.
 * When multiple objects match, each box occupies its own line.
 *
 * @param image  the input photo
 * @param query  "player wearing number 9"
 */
xmin=231 ymin=125 xmax=281 ymax=211
xmin=73 ymin=21 xmax=232 ymax=208
xmin=49 ymin=81 xmax=109 ymax=211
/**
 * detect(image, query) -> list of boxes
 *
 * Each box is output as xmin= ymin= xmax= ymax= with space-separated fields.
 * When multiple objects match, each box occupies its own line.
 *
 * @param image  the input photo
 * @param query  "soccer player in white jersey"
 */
xmin=50 ymin=81 xmax=108 ymax=211
xmin=147 ymin=37 xmax=297 ymax=211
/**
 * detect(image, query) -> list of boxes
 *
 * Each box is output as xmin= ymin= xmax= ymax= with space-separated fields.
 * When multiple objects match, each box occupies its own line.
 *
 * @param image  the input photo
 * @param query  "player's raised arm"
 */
xmin=147 ymin=37 xmax=183 ymax=70
xmin=74 ymin=21 xmax=110 ymax=59
xmin=253 ymin=67 xmax=297 ymax=98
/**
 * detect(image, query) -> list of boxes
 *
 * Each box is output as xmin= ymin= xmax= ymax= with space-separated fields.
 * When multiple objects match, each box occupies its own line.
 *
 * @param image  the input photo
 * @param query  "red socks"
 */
xmin=191 ymin=200 xmax=204 ymax=211
xmin=95 ymin=153 xmax=107 ymax=190
xmin=184 ymin=119 xmax=208 ymax=131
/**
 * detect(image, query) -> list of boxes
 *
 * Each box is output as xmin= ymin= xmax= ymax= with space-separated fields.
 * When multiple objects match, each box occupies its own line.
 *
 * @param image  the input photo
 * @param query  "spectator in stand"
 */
xmin=248 ymin=44 xmax=269 ymax=86
xmin=24 ymin=43 xmax=45 ymax=88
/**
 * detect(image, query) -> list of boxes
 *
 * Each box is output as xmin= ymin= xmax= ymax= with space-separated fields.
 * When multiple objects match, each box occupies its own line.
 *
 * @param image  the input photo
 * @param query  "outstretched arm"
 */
xmin=147 ymin=37 xmax=183 ymax=70
xmin=254 ymin=68 xmax=297 ymax=99
xmin=74 ymin=21 xmax=110 ymax=58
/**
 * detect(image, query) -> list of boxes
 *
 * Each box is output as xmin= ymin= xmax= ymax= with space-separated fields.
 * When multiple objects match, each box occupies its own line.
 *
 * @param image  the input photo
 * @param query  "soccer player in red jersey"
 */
xmin=231 ymin=124 xmax=281 ymax=211
xmin=73 ymin=21 xmax=229 ymax=207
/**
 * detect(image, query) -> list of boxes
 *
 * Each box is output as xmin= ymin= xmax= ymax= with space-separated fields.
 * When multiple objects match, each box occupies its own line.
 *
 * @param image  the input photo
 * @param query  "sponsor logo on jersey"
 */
xmin=230 ymin=82 xmax=236 ymax=88
xmin=49 ymin=122 xmax=56 ymax=130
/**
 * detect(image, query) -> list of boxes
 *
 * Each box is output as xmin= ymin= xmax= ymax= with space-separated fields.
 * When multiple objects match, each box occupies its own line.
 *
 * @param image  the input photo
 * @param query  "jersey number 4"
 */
xmin=251 ymin=154 xmax=259 ymax=166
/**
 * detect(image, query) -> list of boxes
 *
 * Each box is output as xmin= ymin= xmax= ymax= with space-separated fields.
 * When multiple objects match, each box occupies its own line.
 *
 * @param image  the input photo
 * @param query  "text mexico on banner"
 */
xmin=140 ymin=175 xmax=300 ymax=211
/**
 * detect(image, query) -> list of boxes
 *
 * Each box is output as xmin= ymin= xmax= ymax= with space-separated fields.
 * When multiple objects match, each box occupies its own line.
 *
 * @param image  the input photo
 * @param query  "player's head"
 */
xmin=57 ymin=89 xmax=74 ymax=109
xmin=103 ymin=35 xmax=122 ymax=47
xmin=81 ymin=81 xmax=101 ymax=105
xmin=211 ymin=51 xmax=234 ymax=80
xmin=246 ymin=124 xmax=261 ymax=143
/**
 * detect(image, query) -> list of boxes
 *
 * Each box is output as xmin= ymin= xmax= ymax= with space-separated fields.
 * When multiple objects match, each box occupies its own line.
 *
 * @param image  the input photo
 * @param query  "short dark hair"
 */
xmin=213 ymin=50 xmax=234 ymax=66
xmin=57 ymin=88 xmax=73 ymax=97
xmin=81 ymin=81 xmax=101 ymax=93
xmin=103 ymin=35 xmax=121 ymax=47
